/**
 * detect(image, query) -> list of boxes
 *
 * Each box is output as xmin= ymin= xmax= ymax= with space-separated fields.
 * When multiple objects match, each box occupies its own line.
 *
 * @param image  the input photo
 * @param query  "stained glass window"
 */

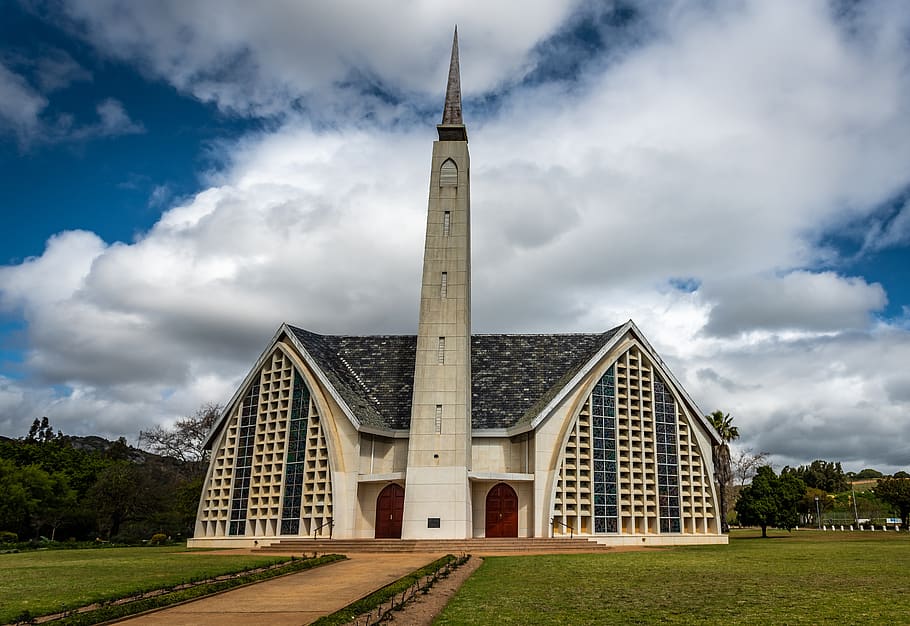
xmin=280 ymin=372 xmax=311 ymax=535
xmin=655 ymin=376 xmax=681 ymax=533
xmin=592 ymin=366 xmax=618 ymax=533
xmin=229 ymin=382 xmax=259 ymax=536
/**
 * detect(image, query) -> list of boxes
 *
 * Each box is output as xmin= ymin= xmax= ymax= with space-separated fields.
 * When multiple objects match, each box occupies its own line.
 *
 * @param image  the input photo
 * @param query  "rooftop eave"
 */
xmin=523 ymin=321 xmax=635 ymax=432
xmin=202 ymin=325 xmax=289 ymax=449
xmin=282 ymin=324 xmax=367 ymax=433
xmin=360 ymin=425 xmax=410 ymax=439
xmin=517 ymin=320 xmax=721 ymax=446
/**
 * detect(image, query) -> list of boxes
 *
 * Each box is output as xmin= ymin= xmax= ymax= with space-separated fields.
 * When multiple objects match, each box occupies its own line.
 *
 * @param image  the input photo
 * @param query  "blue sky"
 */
xmin=1 ymin=1 xmax=909 ymax=472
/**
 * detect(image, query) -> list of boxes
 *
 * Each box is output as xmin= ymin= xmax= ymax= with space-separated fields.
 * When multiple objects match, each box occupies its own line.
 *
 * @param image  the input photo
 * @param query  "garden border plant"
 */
xmin=11 ymin=554 xmax=345 ymax=625
xmin=312 ymin=554 xmax=466 ymax=626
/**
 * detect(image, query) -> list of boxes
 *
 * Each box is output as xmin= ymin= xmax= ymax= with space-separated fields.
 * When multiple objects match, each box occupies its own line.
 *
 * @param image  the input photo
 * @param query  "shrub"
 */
xmin=149 ymin=533 xmax=168 ymax=545
xmin=0 ymin=530 xmax=18 ymax=543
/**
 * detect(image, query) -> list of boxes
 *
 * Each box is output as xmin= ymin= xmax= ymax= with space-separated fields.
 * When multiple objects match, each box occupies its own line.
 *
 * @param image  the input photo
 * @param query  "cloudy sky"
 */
xmin=1 ymin=1 xmax=908 ymax=473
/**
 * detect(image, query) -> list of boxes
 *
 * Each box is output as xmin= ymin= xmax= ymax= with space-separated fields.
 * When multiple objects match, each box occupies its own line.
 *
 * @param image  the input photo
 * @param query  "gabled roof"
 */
xmin=471 ymin=330 xmax=622 ymax=429
xmin=287 ymin=324 xmax=623 ymax=431
xmin=289 ymin=328 xmax=416 ymax=429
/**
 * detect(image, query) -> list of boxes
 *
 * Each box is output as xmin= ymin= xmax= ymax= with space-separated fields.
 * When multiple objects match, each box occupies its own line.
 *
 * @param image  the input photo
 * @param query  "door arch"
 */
xmin=485 ymin=483 xmax=518 ymax=538
xmin=375 ymin=483 xmax=404 ymax=539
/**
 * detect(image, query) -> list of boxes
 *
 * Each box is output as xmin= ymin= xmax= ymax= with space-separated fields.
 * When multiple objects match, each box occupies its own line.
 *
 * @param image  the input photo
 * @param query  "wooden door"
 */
xmin=485 ymin=483 xmax=518 ymax=538
xmin=375 ymin=483 xmax=405 ymax=539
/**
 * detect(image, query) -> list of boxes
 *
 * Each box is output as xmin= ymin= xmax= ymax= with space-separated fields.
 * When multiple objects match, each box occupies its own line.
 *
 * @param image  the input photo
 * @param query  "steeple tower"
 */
xmin=401 ymin=28 xmax=473 ymax=539
xmin=438 ymin=28 xmax=467 ymax=141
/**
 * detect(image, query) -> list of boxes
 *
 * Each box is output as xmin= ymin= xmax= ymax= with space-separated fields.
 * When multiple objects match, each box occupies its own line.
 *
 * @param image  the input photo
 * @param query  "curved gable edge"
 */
xmin=203 ymin=323 xmax=366 ymax=450
xmin=524 ymin=320 xmax=723 ymax=448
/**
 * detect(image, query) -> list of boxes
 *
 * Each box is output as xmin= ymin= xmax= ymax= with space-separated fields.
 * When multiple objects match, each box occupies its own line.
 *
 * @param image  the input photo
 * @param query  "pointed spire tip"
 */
xmin=438 ymin=27 xmax=467 ymax=140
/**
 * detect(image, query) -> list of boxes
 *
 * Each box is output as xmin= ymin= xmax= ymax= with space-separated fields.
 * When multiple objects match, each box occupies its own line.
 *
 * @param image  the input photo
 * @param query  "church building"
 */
xmin=189 ymin=32 xmax=727 ymax=547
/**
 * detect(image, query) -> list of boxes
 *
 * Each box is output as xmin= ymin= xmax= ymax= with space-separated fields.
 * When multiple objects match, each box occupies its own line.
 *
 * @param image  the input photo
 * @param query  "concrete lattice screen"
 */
xmin=196 ymin=348 xmax=333 ymax=538
xmin=553 ymin=345 xmax=716 ymax=536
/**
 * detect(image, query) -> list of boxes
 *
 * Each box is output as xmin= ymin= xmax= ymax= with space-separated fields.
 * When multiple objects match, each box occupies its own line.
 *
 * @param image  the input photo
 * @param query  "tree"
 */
xmin=781 ymin=460 xmax=848 ymax=494
xmin=25 ymin=417 xmax=59 ymax=444
xmin=29 ymin=472 xmax=77 ymax=541
xmin=735 ymin=465 xmax=805 ymax=537
xmin=855 ymin=468 xmax=883 ymax=480
xmin=875 ymin=477 xmax=910 ymax=529
xmin=893 ymin=471 xmax=910 ymax=479
xmin=799 ymin=487 xmax=830 ymax=526
xmin=707 ymin=411 xmax=739 ymax=443
xmin=776 ymin=471 xmax=807 ymax=532
xmin=706 ymin=410 xmax=739 ymax=533
xmin=88 ymin=461 xmax=146 ymax=539
xmin=139 ymin=403 xmax=220 ymax=477
xmin=733 ymin=449 xmax=770 ymax=487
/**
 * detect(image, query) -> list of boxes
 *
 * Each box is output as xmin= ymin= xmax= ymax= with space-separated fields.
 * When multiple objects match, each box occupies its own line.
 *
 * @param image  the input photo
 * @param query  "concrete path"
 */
xmin=118 ymin=552 xmax=444 ymax=626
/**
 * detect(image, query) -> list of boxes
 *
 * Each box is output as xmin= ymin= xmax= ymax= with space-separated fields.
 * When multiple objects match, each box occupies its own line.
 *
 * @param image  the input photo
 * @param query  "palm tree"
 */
xmin=706 ymin=410 xmax=739 ymax=532
xmin=707 ymin=410 xmax=739 ymax=443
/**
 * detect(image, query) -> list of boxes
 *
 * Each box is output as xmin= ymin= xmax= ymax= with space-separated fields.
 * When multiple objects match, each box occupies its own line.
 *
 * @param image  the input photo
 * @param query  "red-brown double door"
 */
xmin=375 ymin=483 xmax=405 ymax=538
xmin=485 ymin=483 xmax=518 ymax=538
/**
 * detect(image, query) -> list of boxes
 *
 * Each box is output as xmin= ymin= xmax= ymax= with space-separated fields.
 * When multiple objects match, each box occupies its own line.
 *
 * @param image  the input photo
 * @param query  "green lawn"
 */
xmin=436 ymin=530 xmax=910 ymax=625
xmin=0 ymin=546 xmax=291 ymax=623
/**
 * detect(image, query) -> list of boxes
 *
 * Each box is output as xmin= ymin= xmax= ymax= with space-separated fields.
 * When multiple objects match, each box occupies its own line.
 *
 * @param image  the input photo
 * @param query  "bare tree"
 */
xmin=733 ymin=448 xmax=770 ymax=488
xmin=138 ymin=403 xmax=221 ymax=476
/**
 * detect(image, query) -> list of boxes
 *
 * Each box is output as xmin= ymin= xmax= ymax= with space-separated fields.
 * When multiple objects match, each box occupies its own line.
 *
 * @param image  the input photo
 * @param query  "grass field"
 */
xmin=436 ymin=530 xmax=910 ymax=625
xmin=0 ymin=546 xmax=291 ymax=623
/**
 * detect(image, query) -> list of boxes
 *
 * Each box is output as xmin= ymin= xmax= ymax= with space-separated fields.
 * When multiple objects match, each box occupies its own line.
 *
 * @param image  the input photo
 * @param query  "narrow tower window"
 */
xmin=440 ymin=272 xmax=448 ymax=298
xmin=435 ymin=404 xmax=443 ymax=433
xmin=439 ymin=159 xmax=458 ymax=186
xmin=437 ymin=337 xmax=446 ymax=363
xmin=443 ymin=211 xmax=451 ymax=236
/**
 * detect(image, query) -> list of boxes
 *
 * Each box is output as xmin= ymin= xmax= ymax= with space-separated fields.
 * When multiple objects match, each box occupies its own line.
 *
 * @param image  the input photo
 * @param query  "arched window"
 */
xmin=439 ymin=159 xmax=457 ymax=186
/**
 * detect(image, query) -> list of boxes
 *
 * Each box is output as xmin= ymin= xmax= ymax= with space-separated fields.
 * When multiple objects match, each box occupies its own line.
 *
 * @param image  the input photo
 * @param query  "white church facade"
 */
xmin=189 ymin=32 xmax=727 ymax=547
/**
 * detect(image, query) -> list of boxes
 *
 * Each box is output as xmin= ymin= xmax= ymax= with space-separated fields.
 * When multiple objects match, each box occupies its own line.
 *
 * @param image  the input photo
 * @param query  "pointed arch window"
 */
xmin=439 ymin=159 xmax=458 ymax=186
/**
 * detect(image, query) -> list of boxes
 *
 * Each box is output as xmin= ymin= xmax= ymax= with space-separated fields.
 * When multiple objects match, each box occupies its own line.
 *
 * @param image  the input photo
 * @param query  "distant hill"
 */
xmin=0 ymin=433 xmax=180 ymax=467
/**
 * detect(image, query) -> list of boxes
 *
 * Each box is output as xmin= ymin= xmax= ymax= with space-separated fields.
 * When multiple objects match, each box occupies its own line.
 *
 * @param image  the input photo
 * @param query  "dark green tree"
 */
xmin=875 ymin=477 xmax=910 ymax=529
xmin=30 ymin=472 xmax=77 ymax=540
xmin=87 ymin=461 xmax=152 ymax=539
xmin=776 ymin=471 xmax=807 ymax=532
xmin=0 ymin=458 xmax=30 ymax=533
xmin=735 ymin=465 xmax=805 ymax=537
xmin=25 ymin=417 xmax=59 ymax=443
xmin=782 ymin=460 xmax=848 ymax=493
xmin=855 ymin=468 xmax=883 ymax=480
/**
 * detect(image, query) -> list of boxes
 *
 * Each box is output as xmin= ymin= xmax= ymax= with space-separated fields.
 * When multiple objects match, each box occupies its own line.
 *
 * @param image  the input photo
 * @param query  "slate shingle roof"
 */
xmin=289 ymin=325 xmax=623 ymax=431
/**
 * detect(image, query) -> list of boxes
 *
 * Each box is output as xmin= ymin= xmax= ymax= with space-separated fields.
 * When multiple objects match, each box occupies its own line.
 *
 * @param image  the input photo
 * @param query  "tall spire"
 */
xmin=438 ymin=27 xmax=467 ymax=141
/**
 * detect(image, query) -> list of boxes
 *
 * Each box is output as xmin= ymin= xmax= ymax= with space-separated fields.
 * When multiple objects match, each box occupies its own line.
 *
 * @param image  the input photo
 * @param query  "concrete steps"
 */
xmin=257 ymin=537 xmax=613 ymax=554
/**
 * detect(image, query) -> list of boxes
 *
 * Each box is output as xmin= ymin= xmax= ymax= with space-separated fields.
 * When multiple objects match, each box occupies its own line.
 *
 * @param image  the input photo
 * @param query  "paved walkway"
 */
xmin=118 ymin=552 xmax=445 ymax=626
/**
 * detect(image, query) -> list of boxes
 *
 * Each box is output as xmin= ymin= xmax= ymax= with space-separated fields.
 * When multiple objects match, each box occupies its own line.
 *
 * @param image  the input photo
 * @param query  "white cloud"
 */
xmin=2 ymin=1 xmax=910 ymax=469
xmin=58 ymin=0 xmax=580 ymax=115
xmin=93 ymin=98 xmax=144 ymax=136
xmin=0 ymin=57 xmax=141 ymax=145
xmin=0 ymin=61 xmax=48 ymax=141
xmin=32 ymin=47 xmax=92 ymax=92
xmin=702 ymin=272 xmax=887 ymax=337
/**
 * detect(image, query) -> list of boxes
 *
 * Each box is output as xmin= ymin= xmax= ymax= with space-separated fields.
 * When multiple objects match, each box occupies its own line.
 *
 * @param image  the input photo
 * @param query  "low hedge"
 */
xmin=17 ymin=554 xmax=345 ymax=625
xmin=312 ymin=554 xmax=459 ymax=626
